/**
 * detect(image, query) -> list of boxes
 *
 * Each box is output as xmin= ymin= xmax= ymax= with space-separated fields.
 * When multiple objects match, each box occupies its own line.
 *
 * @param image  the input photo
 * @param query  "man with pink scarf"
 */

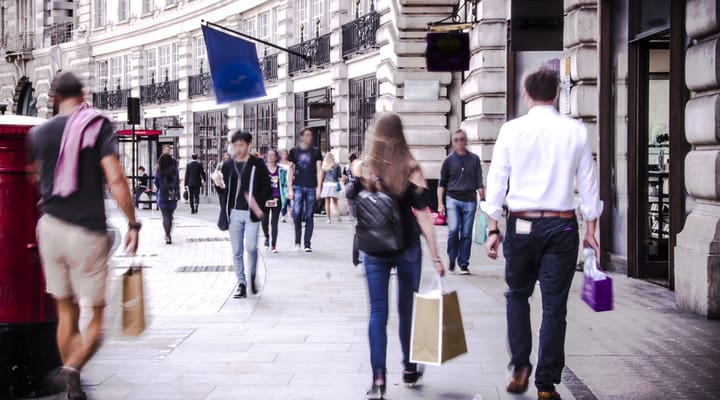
xmin=28 ymin=72 xmax=140 ymax=400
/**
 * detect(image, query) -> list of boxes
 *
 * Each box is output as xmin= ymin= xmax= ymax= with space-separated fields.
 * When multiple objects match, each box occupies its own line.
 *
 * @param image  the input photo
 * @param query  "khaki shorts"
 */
xmin=37 ymin=214 xmax=110 ymax=306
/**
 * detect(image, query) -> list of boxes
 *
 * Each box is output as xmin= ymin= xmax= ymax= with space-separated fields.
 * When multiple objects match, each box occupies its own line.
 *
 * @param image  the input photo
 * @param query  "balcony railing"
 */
xmin=188 ymin=72 xmax=212 ymax=98
xmin=47 ymin=22 xmax=73 ymax=46
xmin=92 ymin=88 xmax=131 ymax=110
xmin=140 ymin=79 xmax=180 ymax=105
xmin=288 ymin=33 xmax=331 ymax=75
xmin=261 ymin=53 xmax=278 ymax=81
xmin=3 ymin=31 xmax=36 ymax=52
xmin=342 ymin=10 xmax=380 ymax=58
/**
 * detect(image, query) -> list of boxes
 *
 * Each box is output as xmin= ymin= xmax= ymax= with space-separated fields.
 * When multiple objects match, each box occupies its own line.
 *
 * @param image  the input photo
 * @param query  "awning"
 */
xmin=116 ymin=129 xmax=162 ymax=136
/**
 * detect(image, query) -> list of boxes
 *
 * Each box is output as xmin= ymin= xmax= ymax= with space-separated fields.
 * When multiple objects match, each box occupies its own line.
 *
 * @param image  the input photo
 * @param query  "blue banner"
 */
xmin=202 ymin=25 xmax=266 ymax=104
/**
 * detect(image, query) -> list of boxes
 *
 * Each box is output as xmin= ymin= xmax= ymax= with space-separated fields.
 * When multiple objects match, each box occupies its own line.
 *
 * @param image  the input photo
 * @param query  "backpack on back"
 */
xmin=355 ymin=189 xmax=406 ymax=256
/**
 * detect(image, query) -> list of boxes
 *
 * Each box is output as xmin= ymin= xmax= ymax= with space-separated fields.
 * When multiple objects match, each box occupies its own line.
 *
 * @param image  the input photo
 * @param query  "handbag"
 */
xmin=355 ymin=188 xmax=406 ymax=255
xmin=581 ymin=248 xmax=613 ymax=312
xmin=182 ymin=188 xmax=189 ymax=201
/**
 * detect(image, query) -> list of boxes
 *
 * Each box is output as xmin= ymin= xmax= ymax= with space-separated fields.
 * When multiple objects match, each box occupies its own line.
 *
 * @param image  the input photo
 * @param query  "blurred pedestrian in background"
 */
xmin=185 ymin=153 xmax=206 ymax=214
xmin=278 ymin=149 xmax=291 ymax=223
xmin=343 ymin=152 xmax=358 ymax=221
xmin=155 ymin=153 xmax=180 ymax=244
xmin=262 ymin=149 xmax=282 ymax=253
xmin=438 ymin=129 xmax=484 ymax=275
xmin=287 ymin=128 xmax=323 ymax=252
xmin=29 ymin=71 xmax=140 ymax=400
xmin=320 ymin=152 xmax=342 ymax=224
xmin=134 ymin=166 xmax=150 ymax=208
xmin=347 ymin=112 xmax=445 ymax=400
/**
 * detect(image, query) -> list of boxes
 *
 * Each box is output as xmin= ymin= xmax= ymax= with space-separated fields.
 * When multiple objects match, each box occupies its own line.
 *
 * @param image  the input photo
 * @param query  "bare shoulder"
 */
xmin=408 ymin=165 xmax=427 ymax=189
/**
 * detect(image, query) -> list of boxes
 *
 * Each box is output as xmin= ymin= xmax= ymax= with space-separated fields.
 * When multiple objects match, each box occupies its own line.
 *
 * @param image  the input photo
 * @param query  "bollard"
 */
xmin=0 ymin=116 xmax=62 ymax=398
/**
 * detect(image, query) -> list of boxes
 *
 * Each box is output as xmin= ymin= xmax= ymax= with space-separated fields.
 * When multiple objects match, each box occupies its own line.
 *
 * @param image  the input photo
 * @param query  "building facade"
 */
xmin=1 ymin=0 xmax=719 ymax=317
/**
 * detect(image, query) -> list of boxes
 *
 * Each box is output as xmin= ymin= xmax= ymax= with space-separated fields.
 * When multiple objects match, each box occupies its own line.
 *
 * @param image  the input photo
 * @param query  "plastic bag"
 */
xmin=583 ymin=248 xmax=606 ymax=281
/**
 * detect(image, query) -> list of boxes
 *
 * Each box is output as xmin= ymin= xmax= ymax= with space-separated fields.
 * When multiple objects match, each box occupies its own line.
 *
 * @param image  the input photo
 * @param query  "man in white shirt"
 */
xmin=482 ymin=67 xmax=602 ymax=400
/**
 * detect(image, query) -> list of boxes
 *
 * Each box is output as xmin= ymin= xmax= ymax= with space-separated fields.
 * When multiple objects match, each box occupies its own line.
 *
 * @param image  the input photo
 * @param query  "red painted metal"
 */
xmin=0 ymin=120 xmax=57 ymax=324
xmin=116 ymin=129 xmax=162 ymax=136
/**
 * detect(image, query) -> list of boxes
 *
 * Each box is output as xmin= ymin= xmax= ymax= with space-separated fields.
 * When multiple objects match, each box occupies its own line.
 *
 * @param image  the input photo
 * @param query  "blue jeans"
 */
xmin=446 ymin=196 xmax=477 ymax=268
xmin=229 ymin=209 xmax=260 ymax=286
xmin=292 ymin=186 xmax=316 ymax=247
xmin=364 ymin=240 xmax=422 ymax=379
xmin=503 ymin=215 xmax=579 ymax=392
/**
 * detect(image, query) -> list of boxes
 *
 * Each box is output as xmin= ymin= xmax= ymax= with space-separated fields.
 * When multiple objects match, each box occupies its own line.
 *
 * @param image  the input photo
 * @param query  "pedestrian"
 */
xmin=287 ymin=127 xmax=323 ymax=252
xmin=343 ymin=152 xmax=358 ymax=221
xmin=278 ymin=149 xmax=290 ymax=223
xmin=320 ymin=152 xmax=342 ymax=224
xmin=346 ymin=112 xmax=446 ymax=400
xmin=262 ymin=149 xmax=282 ymax=253
xmin=134 ymin=166 xmax=150 ymax=208
xmin=437 ymin=129 xmax=485 ymax=275
xmin=155 ymin=153 xmax=180 ymax=245
xmin=482 ymin=66 xmax=602 ymax=400
xmin=219 ymin=130 xmax=272 ymax=298
xmin=185 ymin=153 xmax=206 ymax=214
xmin=29 ymin=71 xmax=140 ymax=400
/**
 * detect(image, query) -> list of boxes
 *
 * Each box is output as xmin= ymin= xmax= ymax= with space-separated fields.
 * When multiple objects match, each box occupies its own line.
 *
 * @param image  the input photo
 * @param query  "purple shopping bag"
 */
xmin=581 ymin=274 xmax=613 ymax=312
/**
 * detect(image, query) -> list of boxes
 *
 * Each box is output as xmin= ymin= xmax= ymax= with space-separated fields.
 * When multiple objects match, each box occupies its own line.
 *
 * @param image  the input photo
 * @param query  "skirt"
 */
xmin=321 ymin=182 xmax=339 ymax=199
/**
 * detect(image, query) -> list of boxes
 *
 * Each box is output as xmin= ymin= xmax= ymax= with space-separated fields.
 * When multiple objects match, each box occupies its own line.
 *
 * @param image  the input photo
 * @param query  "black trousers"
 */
xmin=160 ymin=208 xmax=175 ymax=237
xmin=261 ymin=202 xmax=281 ymax=247
xmin=188 ymin=185 xmax=201 ymax=211
xmin=503 ymin=214 xmax=579 ymax=392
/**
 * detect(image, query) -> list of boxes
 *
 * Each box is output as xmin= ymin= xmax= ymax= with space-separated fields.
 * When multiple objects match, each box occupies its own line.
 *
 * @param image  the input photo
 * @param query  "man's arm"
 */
xmin=475 ymin=155 xmax=485 ymax=200
xmin=101 ymin=155 xmax=139 ymax=254
xmin=482 ymin=127 xmax=511 ymax=259
xmin=437 ymin=158 xmax=448 ymax=215
xmin=201 ymin=165 xmax=207 ymax=182
xmin=315 ymin=158 xmax=323 ymax=199
xmin=576 ymin=127 xmax=603 ymax=256
xmin=184 ymin=166 xmax=190 ymax=187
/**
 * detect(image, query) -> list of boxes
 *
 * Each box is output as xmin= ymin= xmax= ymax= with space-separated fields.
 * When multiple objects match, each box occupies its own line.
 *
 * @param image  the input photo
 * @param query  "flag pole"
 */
xmin=201 ymin=20 xmax=312 ymax=64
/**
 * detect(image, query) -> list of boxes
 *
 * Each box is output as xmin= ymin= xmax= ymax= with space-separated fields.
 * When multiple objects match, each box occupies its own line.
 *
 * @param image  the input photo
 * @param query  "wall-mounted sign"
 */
xmin=309 ymin=102 xmax=334 ymax=119
xmin=404 ymin=80 xmax=440 ymax=101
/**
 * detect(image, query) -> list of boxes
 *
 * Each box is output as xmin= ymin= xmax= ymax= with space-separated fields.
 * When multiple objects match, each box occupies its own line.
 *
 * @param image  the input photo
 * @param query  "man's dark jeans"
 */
xmin=503 ymin=214 xmax=579 ymax=392
xmin=188 ymin=185 xmax=201 ymax=211
xmin=292 ymin=186 xmax=316 ymax=247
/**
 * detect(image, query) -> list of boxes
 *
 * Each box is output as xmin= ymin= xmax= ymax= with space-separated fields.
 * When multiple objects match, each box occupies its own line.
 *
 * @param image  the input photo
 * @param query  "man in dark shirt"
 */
xmin=28 ymin=72 xmax=139 ymax=399
xmin=134 ymin=166 xmax=150 ymax=208
xmin=184 ymin=153 xmax=206 ymax=214
xmin=287 ymin=127 xmax=323 ymax=252
xmin=438 ymin=129 xmax=485 ymax=274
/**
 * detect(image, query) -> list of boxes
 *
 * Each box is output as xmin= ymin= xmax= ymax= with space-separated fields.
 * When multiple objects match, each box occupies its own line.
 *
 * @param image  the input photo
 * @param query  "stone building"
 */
xmin=1 ymin=0 xmax=718 ymax=317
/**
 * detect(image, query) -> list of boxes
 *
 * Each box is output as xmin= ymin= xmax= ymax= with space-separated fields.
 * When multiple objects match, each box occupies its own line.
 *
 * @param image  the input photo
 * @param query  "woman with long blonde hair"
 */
xmin=347 ymin=112 xmax=445 ymax=399
xmin=320 ymin=152 xmax=342 ymax=223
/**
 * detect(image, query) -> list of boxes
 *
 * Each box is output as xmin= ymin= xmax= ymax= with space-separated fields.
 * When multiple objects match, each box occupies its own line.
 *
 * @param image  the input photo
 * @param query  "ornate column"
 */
xmin=177 ymin=32 xmax=193 ymax=163
xmin=674 ymin=0 xmax=720 ymax=318
xmin=328 ymin=0 xmax=352 ymax=161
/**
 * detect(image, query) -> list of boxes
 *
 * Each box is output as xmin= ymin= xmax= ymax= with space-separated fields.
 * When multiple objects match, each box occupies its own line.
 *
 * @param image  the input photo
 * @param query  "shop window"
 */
xmin=244 ymin=100 xmax=278 ymax=154
xmin=349 ymin=75 xmax=377 ymax=156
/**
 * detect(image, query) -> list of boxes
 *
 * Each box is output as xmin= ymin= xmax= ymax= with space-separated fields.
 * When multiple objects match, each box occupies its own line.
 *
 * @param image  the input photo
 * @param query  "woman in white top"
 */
xmin=320 ymin=153 xmax=342 ymax=223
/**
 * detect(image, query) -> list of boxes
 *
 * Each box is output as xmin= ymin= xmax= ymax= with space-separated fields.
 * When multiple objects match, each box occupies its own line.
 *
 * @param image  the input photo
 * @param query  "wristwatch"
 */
xmin=128 ymin=222 xmax=143 ymax=231
xmin=488 ymin=229 xmax=501 ymax=237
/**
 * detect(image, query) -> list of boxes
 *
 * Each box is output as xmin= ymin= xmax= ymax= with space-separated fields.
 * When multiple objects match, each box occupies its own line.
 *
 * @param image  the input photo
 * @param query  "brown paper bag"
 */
xmin=122 ymin=267 xmax=146 ymax=336
xmin=410 ymin=287 xmax=467 ymax=365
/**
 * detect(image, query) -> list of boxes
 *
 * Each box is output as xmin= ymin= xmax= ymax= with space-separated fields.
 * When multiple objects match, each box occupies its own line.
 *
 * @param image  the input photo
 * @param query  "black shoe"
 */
xmin=165 ymin=235 xmax=172 ymax=245
xmin=66 ymin=368 xmax=86 ymax=400
xmin=366 ymin=382 xmax=386 ymax=400
xmin=233 ymin=284 xmax=247 ymax=298
xmin=459 ymin=266 xmax=470 ymax=275
xmin=250 ymin=277 xmax=258 ymax=295
xmin=264 ymin=239 xmax=270 ymax=249
xmin=449 ymin=261 xmax=456 ymax=272
xmin=403 ymin=365 xmax=423 ymax=387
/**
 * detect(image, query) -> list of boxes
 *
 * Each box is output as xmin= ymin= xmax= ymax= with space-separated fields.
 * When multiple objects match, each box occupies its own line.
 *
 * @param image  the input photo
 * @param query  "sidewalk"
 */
xmin=36 ymin=200 xmax=720 ymax=400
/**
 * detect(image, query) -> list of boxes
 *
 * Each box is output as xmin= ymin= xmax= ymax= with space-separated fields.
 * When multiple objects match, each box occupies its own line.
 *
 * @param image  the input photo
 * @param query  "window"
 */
xmin=349 ymin=75 xmax=377 ymax=155
xmin=194 ymin=36 xmax=207 ymax=75
xmin=193 ymin=110 xmax=228 ymax=195
xmin=96 ymin=60 xmax=109 ymax=91
xmin=158 ymin=45 xmax=171 ymax=82
xmin=95 ymin=0 xmax=106 ymax=28
xmin=244 ymin=17 xmax=256 ymax=39
xmin=118 ymin=0 xmax=129 ymax=21
xmin=145 ymin=49 xmax=157 ymax=84
xmin=243 ymin=101 xmax=278 ymax=154
xmin=165 ymin=0 xmax=177 ymax=7
xmin=297 ymin=0 xmax=309 ymax=39
xmin=124 ymin=55 xmax=132 ymax=88
xmin=143 ymin=0 xmax=153 ymax=14
xmin=110 ymin=57 xmax=122 ymax=90
xmin=297 ymin=0 xmax=325 ymax=39
xmin=258 ymin=12 xmax=273 ymax=56
xmin=172 ymin=43 xmax=180 ymax=80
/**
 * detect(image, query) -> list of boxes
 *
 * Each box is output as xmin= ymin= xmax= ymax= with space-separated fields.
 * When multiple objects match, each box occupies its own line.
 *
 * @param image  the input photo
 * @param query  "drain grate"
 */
xmin=175 ymin=265 xmax=234 ymax=273
xmin=186 ymin=237 xmax=230 ymax=242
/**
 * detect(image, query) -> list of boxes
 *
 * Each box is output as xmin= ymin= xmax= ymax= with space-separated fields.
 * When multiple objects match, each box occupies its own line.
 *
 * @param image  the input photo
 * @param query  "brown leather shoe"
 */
xmin=538 ymin=391 xmax=562 ymax=400
xmin=506 ymin=365 xmax=532 ymax=394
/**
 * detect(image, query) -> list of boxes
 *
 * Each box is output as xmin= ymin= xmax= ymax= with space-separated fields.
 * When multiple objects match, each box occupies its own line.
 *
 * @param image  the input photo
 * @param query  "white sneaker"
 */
xmin=326 ymin=219 xmax=331 ymax=224
xmin=294 ymin=244 xmax=301 ymax=251
xmin=304 ymin=247 xmax=312 ymax=252
xmin=271 ymin=247 xmax=278 ymax=253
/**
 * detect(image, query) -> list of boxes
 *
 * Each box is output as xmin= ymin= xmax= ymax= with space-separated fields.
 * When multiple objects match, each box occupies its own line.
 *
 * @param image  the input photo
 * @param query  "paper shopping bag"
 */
xmin=410 ymin=287 xmax=467 ymax=365
xmin=581 ymin=274 xmax=613 ymax=312
xmin=122 ymin=267 xmax=146 ymax=336
xmin=474 ymin=212 xmax=488 ymax=244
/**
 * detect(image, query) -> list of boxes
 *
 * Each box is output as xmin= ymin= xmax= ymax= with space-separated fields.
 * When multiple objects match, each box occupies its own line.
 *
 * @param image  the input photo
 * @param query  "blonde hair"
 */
xmin=322 ymin=152 xmax=336 ymax=171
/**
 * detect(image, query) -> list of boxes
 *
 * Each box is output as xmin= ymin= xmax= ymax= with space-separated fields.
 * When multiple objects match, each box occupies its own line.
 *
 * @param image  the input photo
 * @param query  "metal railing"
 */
xmin=3 ymin=31 xmax=36 ymax=52
xmin=261 ymin=53 xmax=278 ymax=81
xmin=92 ymin=88 xmax=131 ymax=110
xmin=48 ymin=23 xmax=73 ymax=46
xmin=288 ymin=33 xmax=331 ymax=75
xmin=140 ymin=79 xmax=179 ymax=105
xmin=188 ymin=72 xmax=212 ymax=98
xmin=342 ymin=9 xmax=380 ymax=58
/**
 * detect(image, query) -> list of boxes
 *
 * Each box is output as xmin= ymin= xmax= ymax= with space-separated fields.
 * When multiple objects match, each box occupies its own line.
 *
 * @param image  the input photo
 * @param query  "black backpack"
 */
xmin=355 ymin=189 xmax=406 ymax=256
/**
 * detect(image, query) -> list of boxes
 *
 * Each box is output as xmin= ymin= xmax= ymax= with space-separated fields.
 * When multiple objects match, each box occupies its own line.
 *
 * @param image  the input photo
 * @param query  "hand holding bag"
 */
xmin=122 ymin=265 xmax=146 ymax=336
xmin=410 ymin=276 xmax=467 ymax=365
xmin=581 ymin=248 xmax=613 ymax=312
xmin=474 ymin=211 xmax=488 ymax=244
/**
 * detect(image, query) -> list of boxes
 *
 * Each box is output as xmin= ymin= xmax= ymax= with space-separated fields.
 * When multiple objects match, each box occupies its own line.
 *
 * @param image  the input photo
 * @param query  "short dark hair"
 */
xmin=138 ymin=166 xmax=145 ymax=171
xmin=298 ymin=127 xmax=313 ymax=137
xmin=191 ymin=154 xmax=198 ymax=160
xmin=51 ymin=72 xmax=83 ymax=100
xmin=523 ymin=67 xmax=559 ymax=102
xmin=348 ymin=153 xmax=358 ymax=163
xmin=231 ymin=130 xmax=252 ymax=144
xmin=453 ymin=129 xmax=466 ymax=137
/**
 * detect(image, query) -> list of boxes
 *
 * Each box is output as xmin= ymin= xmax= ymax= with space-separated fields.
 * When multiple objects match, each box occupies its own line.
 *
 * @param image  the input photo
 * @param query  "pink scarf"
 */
xmin=52 ymin=103 xmax=108 ymax=197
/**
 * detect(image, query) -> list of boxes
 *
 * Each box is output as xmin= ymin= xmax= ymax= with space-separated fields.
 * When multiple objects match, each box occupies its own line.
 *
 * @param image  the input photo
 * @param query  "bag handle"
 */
xmin=431 ymin=274 xmax=447 ymax=294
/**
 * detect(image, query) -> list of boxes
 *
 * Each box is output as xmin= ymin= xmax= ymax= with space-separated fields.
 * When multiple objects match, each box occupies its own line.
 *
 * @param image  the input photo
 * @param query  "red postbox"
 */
xmin=0 ymin=115 xmax=62 ymax=398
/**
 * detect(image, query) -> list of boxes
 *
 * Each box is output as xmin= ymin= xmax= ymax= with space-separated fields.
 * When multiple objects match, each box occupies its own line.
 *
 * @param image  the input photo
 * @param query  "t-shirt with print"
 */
xmin=323 ymin=164 xmax=341 ymax=184
xmin=288 ymin=146 xmax=323 ymax=188
xmin=268 ymin=166 xmax=280 ymax=198
xmin=28 ymin=115 xmax=117 ymax=232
